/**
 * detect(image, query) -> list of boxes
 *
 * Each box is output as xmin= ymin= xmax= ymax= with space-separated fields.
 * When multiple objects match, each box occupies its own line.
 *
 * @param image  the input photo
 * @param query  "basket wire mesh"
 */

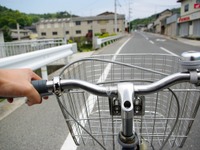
xmin=56 ymin=54 xmax=200 ymax=150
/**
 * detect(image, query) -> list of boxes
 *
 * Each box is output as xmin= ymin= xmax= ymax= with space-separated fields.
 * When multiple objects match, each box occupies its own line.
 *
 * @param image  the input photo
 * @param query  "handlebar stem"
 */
xmin=117 ymin=83 xmax=140 ymax=149
xmin=118 ymin=82 xmax=134 ymax=137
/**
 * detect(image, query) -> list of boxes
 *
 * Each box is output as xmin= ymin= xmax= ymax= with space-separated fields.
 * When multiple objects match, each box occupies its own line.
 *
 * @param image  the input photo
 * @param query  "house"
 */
xmin=177 ymin=0 xmax=200 ymax=38
xmin=10 ymin=29 xmax=31 ymax=40
xmin=36 ymin=12 xmax=125 ymax=40
xmin=166 ymin=13 xmax=180 ymax=38
xmin=153 ymin=9 xmax=173 ymax=34
xmin=97 ymin=11 xmax=115 ymax=16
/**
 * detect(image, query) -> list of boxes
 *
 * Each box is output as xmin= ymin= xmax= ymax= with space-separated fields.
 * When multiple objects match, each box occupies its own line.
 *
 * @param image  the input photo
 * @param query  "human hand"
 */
xmin=0 ymin=68 xmax=47 ymax=106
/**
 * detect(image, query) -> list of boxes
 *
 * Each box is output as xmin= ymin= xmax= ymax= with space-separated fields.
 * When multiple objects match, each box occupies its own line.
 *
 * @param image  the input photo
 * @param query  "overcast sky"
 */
xmin=0 ymin=0 xmax=180 ymax=20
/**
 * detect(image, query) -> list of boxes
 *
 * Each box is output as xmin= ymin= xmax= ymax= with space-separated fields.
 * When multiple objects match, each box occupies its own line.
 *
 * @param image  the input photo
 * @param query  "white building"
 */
xmin=177 ymin=0 xmax=200 ymax=38
xmin=36 ymin=12 xmax=125 ymax=40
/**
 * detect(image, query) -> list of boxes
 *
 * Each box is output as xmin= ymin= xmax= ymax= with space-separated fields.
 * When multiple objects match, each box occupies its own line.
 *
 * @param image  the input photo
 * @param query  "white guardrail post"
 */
xmin=0 ymin=43 xmax=77 ymax=79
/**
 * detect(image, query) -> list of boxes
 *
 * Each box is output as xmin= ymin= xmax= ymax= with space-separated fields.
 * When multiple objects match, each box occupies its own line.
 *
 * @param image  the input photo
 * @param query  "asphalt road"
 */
xmin=0 ymin=32 xmax=200 ymax=150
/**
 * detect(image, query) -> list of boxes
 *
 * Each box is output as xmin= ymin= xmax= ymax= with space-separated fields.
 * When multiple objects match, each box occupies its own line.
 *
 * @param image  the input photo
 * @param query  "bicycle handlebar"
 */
xmin=32 ymin=71 xmax=200 ymax=97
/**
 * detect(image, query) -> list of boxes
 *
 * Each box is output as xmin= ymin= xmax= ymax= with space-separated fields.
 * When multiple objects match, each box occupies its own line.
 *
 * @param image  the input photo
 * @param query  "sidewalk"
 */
xmin=0 ymin=98 xmax=26 ymax=121
xmin=0 ymin=51 xmax=94 ymax=121
xmin=177 ymin=37 xmax=200 ymax=47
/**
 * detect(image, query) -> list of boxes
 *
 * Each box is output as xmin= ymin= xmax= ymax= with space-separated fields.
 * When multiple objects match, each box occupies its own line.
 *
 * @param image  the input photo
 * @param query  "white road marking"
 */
xmin=149 ymin=40 xmax=154 ymax=44
xmin=160 ymin=47 xmax=179 ymax=57
xmin=156 ymin=39 xmax=166 ymax=42
xmin=139 ymin=32 xmax=149 ymax=40
xmin=60 ymin=37 xmax=132 ymax=150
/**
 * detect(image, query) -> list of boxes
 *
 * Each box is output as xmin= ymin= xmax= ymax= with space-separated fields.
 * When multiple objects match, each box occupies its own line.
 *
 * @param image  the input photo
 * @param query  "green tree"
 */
xmin=2 ymin=25 xmax=12 ymax=42
xmin=8 ymin=19 xmax=17 ymax=28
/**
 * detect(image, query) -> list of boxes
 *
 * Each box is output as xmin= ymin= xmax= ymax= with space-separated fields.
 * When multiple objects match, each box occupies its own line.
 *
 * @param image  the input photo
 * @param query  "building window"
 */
xmin=101 ymin=29 xmax=106 ymax=34
xmin=52 ymin=32 xmax=58 ymax=35
xmin=87 ymin=20 xmax=93 ymax=24
xmin=76 ymin=30 xmax=81 ymax=34
xmin=66 ymin=31 xmax=69 ymax=34
xmin=184 ymin=4 xmax=189 ymax=12
xmin=75 ymin=21 xmax=81 ymax=25
xmin=41 ymin=32 xmax=46 ymax=36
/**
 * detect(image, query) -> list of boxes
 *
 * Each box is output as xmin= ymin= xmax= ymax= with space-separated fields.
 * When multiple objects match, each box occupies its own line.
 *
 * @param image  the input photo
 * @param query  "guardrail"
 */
xmin=0 ymin=39 xmax=65 ymax=58
xmin=93 ymin=34 xmax=124 ymax=49
xmin=0 ymin=43 xmax=77 ymax=79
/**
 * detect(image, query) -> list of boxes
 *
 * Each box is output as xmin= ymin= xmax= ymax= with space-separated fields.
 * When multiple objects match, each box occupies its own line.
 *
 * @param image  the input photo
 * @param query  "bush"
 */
xmin=1 ymin=26 xmax=12 ymax=42
xmin=98 ymin=32 xmax=116 ymax=38
xmin=67 ymin=39 xmax=74 ymax=43
xmin=70 ymin=36 xmax=93 ymax=52
xmin=79 ymin=43 xmax=92 ymax=52
xmin=95 ymin=32 xmax=116 ymax=38
xmin=99 ymin=32 xmax=109 ymax=38
xmin=110 ymin=33 xmax=117 ymax=36
xmin=94 ymin=33 xmax=101 ymax=37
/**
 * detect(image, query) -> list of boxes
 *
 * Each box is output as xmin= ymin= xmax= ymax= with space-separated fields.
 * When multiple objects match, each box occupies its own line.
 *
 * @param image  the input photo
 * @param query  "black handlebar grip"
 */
xmin=31 ymin=80 xmax=49 ymax=96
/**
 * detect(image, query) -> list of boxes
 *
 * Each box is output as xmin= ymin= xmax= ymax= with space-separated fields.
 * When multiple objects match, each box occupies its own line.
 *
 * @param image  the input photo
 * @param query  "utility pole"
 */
xmin=70 ymin=11 xmax=74 ymax=41
xmin=63 ymin=22 xmax=67 ymax=44
xmin=128 ymin=0 xmax=132 ymax=33
xmin=17 ymin=23 xmax=21 ymax=40
xmin=114 ymin=0 xmax=117 ymax=33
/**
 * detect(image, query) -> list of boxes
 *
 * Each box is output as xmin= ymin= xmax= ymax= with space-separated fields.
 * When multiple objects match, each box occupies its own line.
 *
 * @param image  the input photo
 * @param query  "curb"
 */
xmin=0 ymin=98 xmax=26 ymax=121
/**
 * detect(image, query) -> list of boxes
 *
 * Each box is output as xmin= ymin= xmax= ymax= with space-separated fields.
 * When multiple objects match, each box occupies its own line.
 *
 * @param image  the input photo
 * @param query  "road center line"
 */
xmin=160 ymin=47 xmax=179 ymax=57
xmin=60 ymin=37 xmax=132 ymax=150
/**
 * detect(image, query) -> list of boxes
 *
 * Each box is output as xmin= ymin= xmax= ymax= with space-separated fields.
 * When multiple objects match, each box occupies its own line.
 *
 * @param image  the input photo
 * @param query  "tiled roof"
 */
xmin=38 ymin=14 xmax=125 ymax=24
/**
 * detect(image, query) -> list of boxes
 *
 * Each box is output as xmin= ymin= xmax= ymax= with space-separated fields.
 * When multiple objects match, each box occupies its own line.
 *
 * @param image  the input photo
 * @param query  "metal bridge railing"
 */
xmin=0 ymin=39 xmax=65 ymax=58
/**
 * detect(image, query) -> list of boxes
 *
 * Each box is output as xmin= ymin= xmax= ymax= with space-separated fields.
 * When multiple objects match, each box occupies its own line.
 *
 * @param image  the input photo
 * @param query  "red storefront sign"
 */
xmin=194 ymin=3 xmax=200 ymax=9
xmin=179 ymin=16 xmax=190 ymax=22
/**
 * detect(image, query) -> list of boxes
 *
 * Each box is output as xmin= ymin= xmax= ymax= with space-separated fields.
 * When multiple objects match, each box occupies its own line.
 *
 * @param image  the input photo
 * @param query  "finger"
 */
xmin=31 ymin=71 xmax=42 ymax=80
xmin=26 ymin=85 xmax=42 ymax=106
xmin=26 ymin=97 xmax=42 ymax=106
xmin=26 ymin=99 xmax=39 ymax=106
xmin=26 ymin=99 xmax=31 ymax=106
xmin=7 ymin=98 xmax=13 ymax=103
xmin=43 ymin=96 xmax=48 ymax=100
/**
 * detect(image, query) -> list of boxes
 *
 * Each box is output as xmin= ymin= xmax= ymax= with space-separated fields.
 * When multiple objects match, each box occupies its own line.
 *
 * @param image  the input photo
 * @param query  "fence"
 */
xmin=0 ymin=42 xmax=77 ymax=79
xmin=0 ymin=39 xmax=65 ymax=58
xmin=93 ymin=34 xmax=124 ymax=49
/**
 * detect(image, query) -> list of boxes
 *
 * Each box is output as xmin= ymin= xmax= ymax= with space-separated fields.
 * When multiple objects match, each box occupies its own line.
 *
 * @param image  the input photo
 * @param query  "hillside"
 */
xmin=0 ymin=5 xmax=77 ymax=27
xmin=131 ymin=8 xmax=180 ymax=29
xmin=0 ymin=5 xmax=77 ymax=41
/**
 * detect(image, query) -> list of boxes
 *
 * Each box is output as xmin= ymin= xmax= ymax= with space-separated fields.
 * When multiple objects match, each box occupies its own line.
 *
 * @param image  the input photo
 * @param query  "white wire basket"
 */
xmin=56 ymin=54 xmax=200 ymax=150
